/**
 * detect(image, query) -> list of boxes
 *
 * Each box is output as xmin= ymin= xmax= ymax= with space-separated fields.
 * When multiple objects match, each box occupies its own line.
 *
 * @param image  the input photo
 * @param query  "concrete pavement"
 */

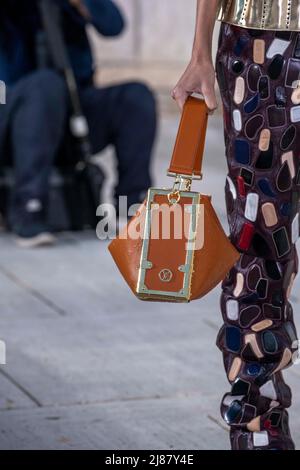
xmin=0 ymin=113 xmax=299 ymax=450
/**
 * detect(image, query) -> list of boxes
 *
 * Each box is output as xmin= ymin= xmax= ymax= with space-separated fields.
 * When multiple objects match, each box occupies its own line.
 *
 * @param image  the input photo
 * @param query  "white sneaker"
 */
xmin=16 ymin=232 xmax=57 ymax=248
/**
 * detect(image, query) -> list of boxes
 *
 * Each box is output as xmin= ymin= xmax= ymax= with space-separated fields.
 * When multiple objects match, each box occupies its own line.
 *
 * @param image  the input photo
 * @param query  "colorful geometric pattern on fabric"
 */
xmin=216 ymin=22 xmax=300 ymax=450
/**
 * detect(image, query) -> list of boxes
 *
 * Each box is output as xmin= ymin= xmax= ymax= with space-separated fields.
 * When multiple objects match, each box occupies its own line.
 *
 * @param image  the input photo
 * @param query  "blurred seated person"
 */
xmin=0 ymin=0 xmax=156 ymax=247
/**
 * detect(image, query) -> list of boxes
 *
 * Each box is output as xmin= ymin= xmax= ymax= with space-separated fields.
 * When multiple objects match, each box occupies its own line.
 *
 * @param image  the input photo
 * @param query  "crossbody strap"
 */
xmin=167 ymin=97 xmax=209 ymax=179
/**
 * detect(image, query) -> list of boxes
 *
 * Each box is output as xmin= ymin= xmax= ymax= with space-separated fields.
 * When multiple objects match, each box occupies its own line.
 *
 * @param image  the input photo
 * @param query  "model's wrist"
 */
xmin=191 ymin=49 xmax=212 ymax=65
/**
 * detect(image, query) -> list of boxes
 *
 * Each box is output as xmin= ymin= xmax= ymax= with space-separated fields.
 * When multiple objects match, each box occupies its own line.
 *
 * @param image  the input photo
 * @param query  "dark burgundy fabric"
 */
xmin=216 ymin=23 xmax=300 ymax=450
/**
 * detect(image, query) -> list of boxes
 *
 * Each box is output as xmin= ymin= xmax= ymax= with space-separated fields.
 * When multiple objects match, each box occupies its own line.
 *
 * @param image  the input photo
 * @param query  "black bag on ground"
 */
xmin=37 ymin=0 xmax=105 ymax=231
xmin=0 ymin=162 xmax=104 ymax=232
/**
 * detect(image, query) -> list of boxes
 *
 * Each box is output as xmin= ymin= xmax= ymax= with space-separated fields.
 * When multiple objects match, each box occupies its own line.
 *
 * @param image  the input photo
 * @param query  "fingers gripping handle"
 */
xmin=168 ymin=97 xmax=209 ymax=179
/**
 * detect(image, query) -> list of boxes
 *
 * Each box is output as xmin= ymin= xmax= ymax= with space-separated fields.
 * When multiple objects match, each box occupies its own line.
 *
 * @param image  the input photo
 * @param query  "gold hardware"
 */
xmin=159 ymin=269 xmax=173 ymax=283
xmin=167 ymin=190 xmax=181 ymax=205
xmin=178 ymin=264 xmax=189 ymax=273
xmin=167 ymin=171 xmax=203 ymax=181
xmin=180 ymin=178 xmax=192 ymax=192
xmin=141 ymin=260 xmax=153 ymax=269
xmin=136 ymin=188 xmax=201 ymax=301
xmin=167 ymin=174 xmax=194 ymax=205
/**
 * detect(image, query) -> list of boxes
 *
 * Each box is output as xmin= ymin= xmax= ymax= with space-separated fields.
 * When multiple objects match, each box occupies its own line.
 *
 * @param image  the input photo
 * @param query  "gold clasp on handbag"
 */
xmin=167 ymin=190 xmax=181 ymax=205
xmin=167 ymin=174 xmax=193 ymax=205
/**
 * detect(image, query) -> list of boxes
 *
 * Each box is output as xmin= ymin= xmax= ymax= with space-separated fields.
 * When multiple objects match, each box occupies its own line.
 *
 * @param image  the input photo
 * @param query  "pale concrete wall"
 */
xmin=89 ymin=0 xmax=220 ymax=96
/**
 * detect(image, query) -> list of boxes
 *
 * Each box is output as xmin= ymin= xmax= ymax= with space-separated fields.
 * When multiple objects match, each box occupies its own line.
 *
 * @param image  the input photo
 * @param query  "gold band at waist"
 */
xmin=217 ymin=0 xmax=300 ymax=31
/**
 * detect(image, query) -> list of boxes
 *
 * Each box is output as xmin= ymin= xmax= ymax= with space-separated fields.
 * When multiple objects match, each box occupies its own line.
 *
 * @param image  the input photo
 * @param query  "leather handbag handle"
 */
xmin=168 ymin=96 xmax=209 ymax=178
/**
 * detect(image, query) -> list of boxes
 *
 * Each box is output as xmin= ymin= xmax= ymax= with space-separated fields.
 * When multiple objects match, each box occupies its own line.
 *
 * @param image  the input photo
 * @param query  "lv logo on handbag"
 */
xmin=108 ymin=97 xmax=240 ymax=302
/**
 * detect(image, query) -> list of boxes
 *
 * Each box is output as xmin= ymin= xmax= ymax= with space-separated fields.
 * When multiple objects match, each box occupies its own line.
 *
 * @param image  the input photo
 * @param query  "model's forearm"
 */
xmin=192 ymin=0 xmax=219 ymax=62
xmin=172 ymin=0 xmax=219 ymax=110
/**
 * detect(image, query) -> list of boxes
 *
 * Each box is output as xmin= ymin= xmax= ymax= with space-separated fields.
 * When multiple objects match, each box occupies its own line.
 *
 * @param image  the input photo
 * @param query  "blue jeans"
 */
xmin=0 ymin=69 xmax=156 ymax=219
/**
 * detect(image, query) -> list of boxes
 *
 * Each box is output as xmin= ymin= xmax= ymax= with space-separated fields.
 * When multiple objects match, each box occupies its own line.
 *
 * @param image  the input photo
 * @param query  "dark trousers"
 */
xmin=216 ymin=23 xmax=300 ymax=450
xmin=0 ymin=69 xmax=157 ymax=217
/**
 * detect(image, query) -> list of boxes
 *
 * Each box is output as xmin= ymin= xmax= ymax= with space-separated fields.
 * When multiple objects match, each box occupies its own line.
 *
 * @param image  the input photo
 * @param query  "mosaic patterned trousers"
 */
xmin=216 ymin=23 xmax=300 ymax=450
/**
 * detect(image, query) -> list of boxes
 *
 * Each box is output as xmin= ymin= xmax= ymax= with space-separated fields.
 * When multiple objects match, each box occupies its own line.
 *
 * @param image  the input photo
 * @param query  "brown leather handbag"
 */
xmin=108 ymin=97 xmax=240 ymax=302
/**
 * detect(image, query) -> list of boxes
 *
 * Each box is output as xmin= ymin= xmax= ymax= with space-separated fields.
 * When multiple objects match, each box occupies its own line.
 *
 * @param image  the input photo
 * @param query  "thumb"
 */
xmin=172 ymin=87 xmax=190 ymax=111
xmin=202 ymin=87 xmax=218 ymax=113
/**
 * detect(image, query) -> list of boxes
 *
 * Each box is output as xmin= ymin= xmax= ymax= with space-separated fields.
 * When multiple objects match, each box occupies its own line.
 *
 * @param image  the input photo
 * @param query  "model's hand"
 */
xmin=172 ymin=59 xmax=218 ymax=112
xmin=69 ymin=0 xmax=90 ymax=19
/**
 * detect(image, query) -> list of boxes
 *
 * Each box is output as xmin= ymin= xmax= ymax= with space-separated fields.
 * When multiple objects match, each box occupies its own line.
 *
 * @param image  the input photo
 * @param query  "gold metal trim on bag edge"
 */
xmin=136 ymin=187 xmax=202 ymax=301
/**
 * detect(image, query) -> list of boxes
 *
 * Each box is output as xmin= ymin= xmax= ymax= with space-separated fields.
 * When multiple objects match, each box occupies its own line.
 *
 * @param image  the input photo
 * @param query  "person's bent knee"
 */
xmin=17 ymin=69 xmax=67 ymax=103
xmin=123 ymin=81 xmax=156 ymax=114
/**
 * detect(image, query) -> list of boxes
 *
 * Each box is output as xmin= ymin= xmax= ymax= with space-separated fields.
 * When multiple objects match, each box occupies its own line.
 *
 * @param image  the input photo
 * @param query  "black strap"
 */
xmin=38 ymin=0 xmax=92 ymax=162
xmin=38 ymin=0 xmax=70 ymax=72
